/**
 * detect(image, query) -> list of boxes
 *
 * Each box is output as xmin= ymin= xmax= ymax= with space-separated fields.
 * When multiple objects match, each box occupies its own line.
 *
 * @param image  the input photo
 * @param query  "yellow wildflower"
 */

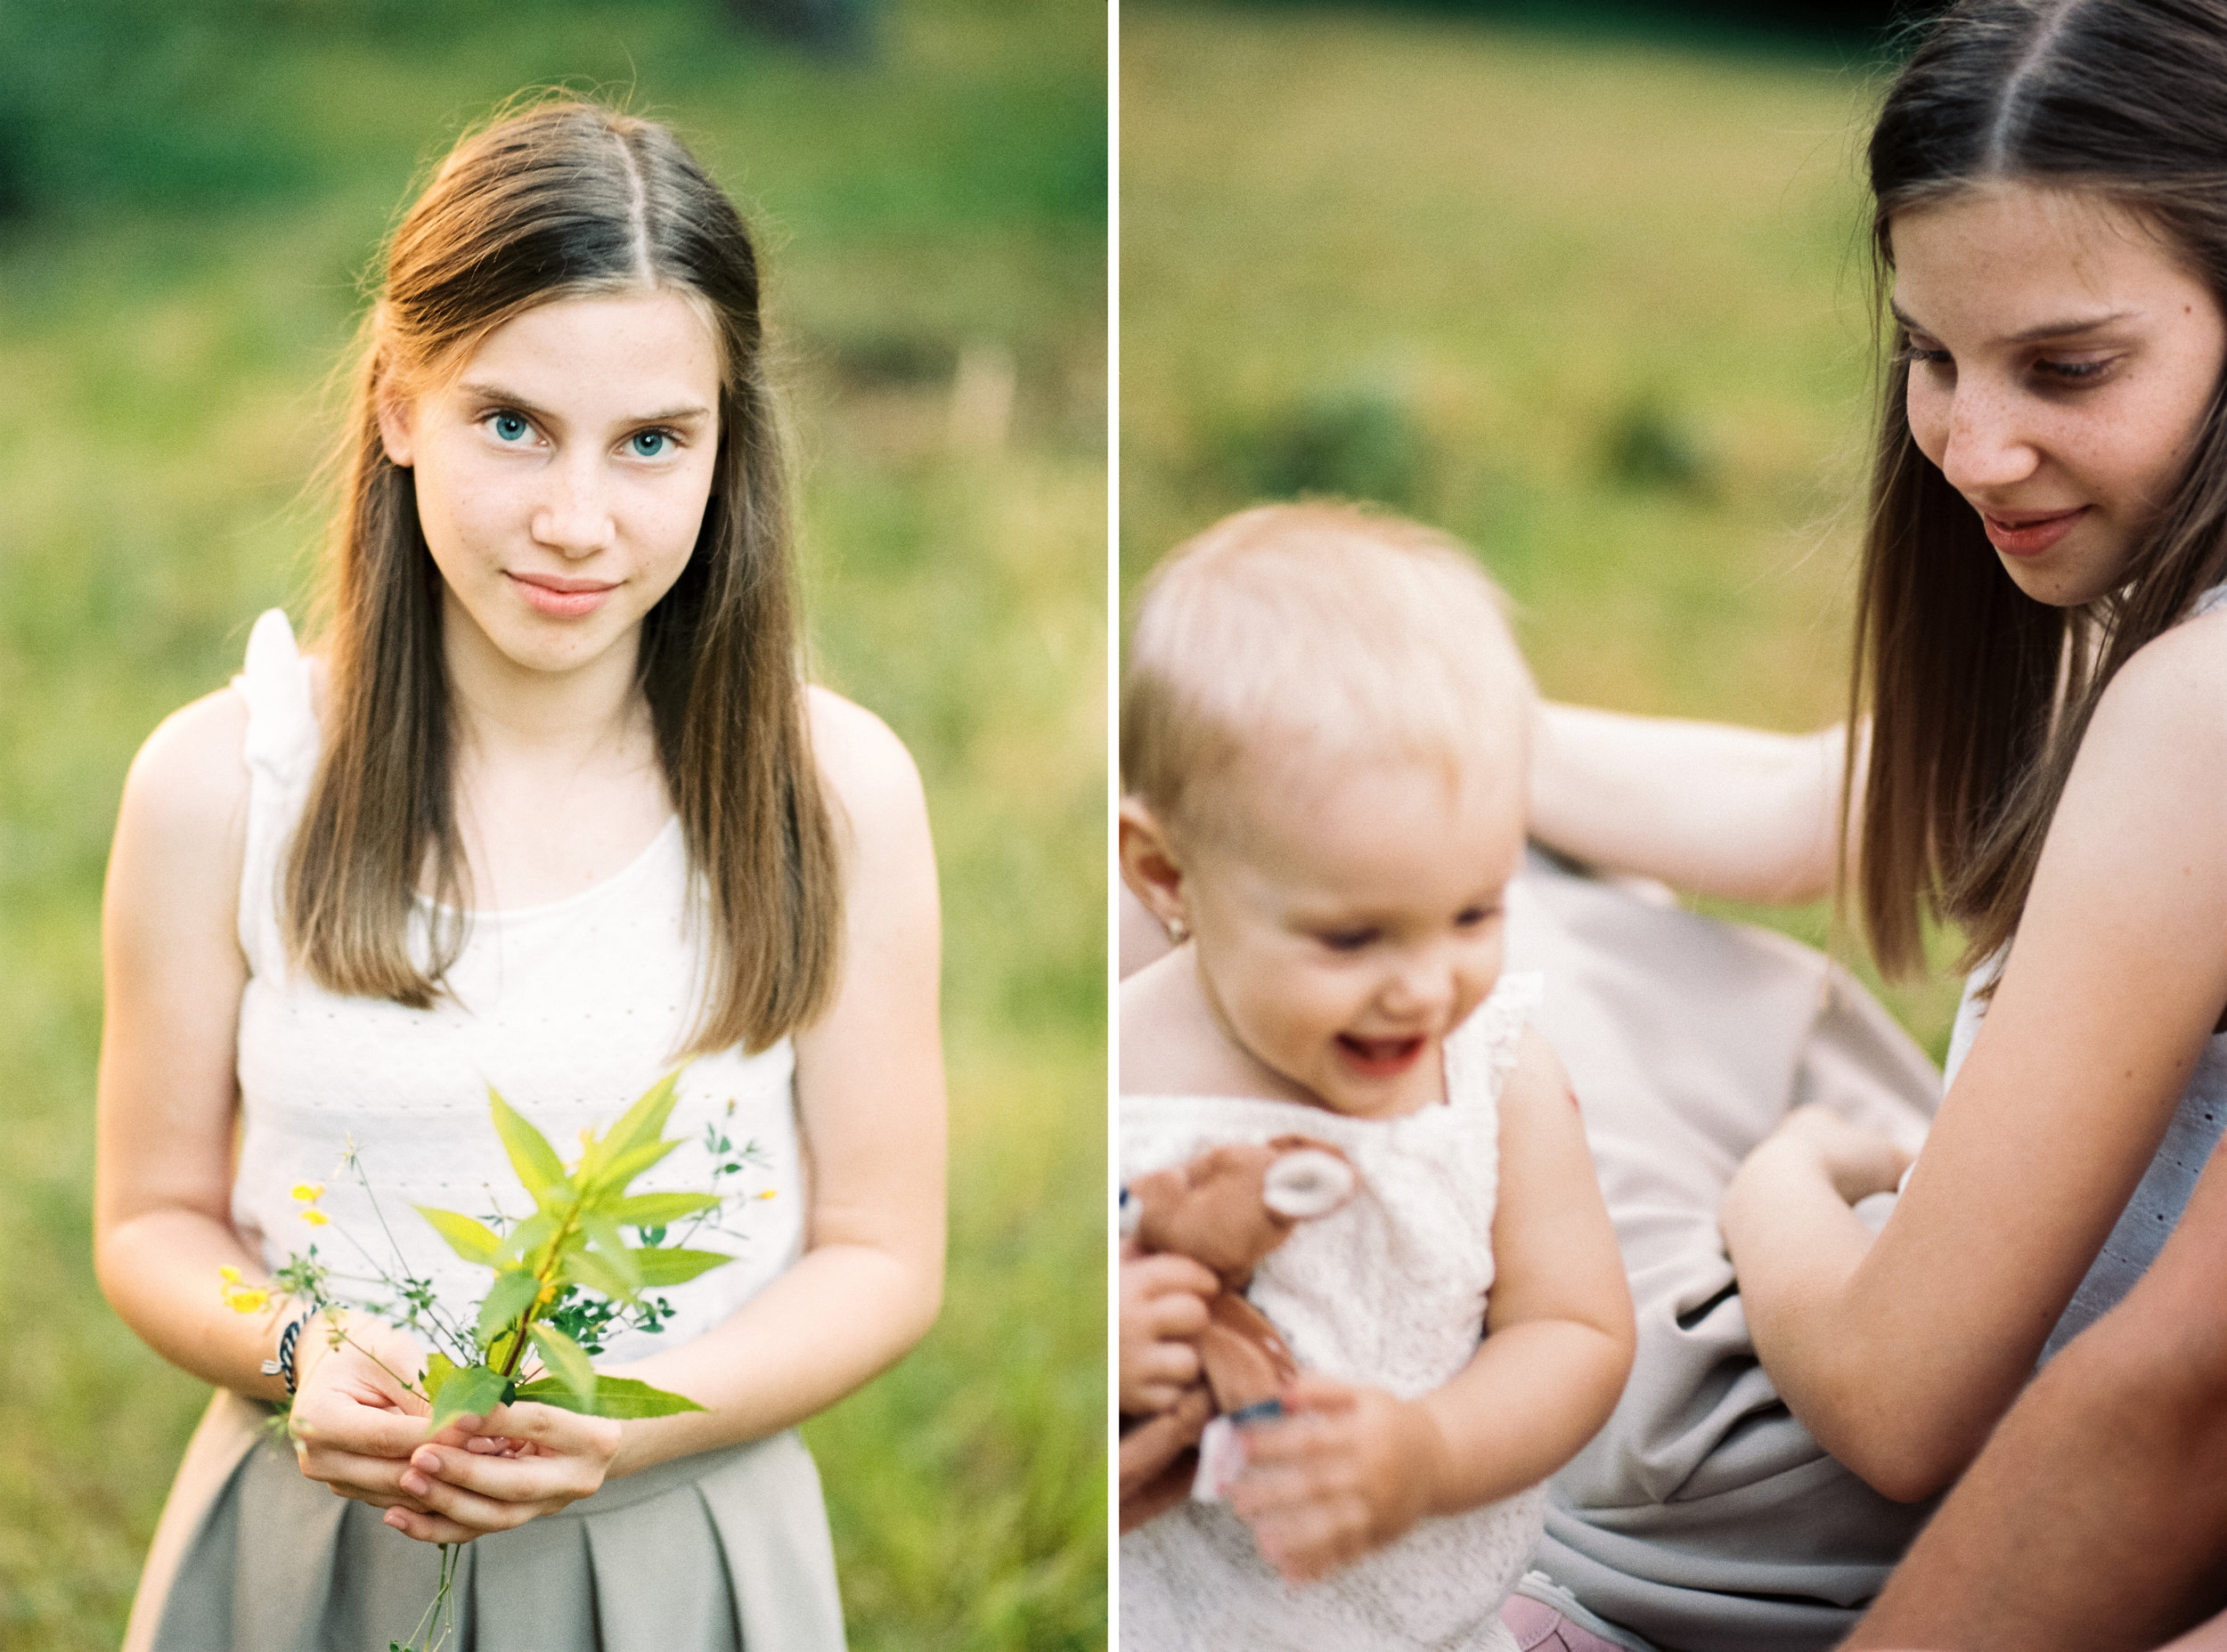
xmin=218 ymin=1265 xmax=270 ymax=1314
xmin=300 ymin=1208 xmax=330 ymax=1226
xmin=291 ymin=1182 xmax=325 ymax=1203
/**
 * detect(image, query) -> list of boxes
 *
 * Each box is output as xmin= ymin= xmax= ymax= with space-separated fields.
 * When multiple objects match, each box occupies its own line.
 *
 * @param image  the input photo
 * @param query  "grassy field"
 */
xmin=0 ymin=2 xmax=1105 ymax=1648
xmin=1121 ymin=1 xmax=1965 ymax=1055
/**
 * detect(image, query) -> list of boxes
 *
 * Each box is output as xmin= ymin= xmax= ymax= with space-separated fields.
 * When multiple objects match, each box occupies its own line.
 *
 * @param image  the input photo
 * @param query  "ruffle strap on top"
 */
xmin=230 ymin=608 xmax=320 ymax=972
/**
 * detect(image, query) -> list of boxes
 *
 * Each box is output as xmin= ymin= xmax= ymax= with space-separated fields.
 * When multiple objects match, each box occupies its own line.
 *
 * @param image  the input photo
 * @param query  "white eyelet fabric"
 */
xmin=1120 ymin=973 xmax=1546 ymax=1652
xmin=228 ymin=609 xmax=804 ymax=1365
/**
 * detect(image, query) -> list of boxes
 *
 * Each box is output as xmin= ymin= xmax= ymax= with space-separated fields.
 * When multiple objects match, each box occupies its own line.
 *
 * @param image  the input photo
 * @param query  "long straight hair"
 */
xmin=285 ymin=99 xmax=842 ymax=1054
xmin=1853 ymin=0 xmax=2227 ymax=977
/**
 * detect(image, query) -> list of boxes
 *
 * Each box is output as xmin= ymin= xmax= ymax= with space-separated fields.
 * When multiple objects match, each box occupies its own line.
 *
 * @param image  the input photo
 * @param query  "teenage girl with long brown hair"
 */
xmin=98 ymin=99 xmax=943 ymax=1649
xmin=1514 ymin=0 xmax=2227 ymax=1646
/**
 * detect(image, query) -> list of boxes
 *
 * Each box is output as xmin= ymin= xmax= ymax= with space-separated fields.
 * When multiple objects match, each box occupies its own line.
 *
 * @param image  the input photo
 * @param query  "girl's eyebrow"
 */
xmin=1888 ymin=302 xmax=2136 ymax=345
xmin=455 ymin=380 xmax=714 ymax=425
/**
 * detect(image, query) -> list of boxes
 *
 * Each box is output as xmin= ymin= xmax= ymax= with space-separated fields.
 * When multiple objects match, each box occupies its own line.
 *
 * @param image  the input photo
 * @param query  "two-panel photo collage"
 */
xmin=9 ymin=0 xmax=2227 ymax=1648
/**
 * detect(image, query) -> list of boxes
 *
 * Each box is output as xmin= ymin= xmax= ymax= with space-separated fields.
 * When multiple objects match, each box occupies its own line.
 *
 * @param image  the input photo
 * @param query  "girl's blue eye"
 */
xmin=490 ymin=411 xmax=531 ymax=443
xmin=630 ymin=430 xmax=671 ymax=458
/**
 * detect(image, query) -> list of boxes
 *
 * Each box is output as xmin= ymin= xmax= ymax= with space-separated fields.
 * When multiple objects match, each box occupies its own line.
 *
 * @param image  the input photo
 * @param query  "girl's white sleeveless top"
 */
xmin=1119 ymin=974 xmax=1547 ymax=1652
xmin=1940 ymin=580 xmax=2227 ymax=1364
xmin=229 ymin=610 xmax=805 ymax=1365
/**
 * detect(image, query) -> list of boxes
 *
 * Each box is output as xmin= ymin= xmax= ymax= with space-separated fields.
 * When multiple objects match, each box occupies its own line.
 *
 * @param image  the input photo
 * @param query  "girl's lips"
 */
xmin=508 ymin=572 xmax=616 ymax=617
xmin=1981 ymin=507 xmax=2090 ymax=558
xmin=1335 ymin=1033 xmax=1426 ymax=1078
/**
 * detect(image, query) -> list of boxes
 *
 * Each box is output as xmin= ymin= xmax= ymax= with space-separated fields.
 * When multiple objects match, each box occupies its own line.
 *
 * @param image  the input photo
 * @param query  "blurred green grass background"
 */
xmin=1122 ymin=0 xmax=1965 ymax=1055
xmin=0 ymin=2 xmax=1105 ymax=1647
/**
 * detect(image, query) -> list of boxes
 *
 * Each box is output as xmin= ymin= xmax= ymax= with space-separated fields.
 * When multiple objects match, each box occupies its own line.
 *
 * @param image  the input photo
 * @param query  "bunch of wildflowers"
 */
xmin=221 ymin=1068 xmax=756 ymax=1651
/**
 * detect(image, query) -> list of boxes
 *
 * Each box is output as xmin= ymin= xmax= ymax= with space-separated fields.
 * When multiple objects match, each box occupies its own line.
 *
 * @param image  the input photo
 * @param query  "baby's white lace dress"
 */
xmin=1120 ymin=973 xmax=1547 ymax=1652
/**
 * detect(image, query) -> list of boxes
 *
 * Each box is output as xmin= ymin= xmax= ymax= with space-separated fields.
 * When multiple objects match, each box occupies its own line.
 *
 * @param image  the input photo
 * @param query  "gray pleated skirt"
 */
xmin=124 ymin=1391 xmax=845 ymax=1651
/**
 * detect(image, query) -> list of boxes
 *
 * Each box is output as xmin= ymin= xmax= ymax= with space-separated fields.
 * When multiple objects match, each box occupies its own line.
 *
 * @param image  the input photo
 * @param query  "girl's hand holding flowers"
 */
xmin=1227 ymin=1374 xmax=1445 ymax=1584
xmin=383 ymin=1402 xmax=624 ymax=1544
xmin=288 ymin=1312 xmax=448 ymax=1520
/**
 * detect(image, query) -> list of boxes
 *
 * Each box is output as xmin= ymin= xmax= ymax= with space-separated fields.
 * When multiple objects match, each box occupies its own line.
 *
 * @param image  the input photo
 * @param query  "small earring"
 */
xmin=1165 ymin=916 xmax=1189 ymax=945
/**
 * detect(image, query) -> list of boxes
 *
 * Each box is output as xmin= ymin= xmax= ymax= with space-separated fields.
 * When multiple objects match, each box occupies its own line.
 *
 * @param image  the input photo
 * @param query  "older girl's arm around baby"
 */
xmin=1231 ymin=1029 xmax=1636 ymax=1583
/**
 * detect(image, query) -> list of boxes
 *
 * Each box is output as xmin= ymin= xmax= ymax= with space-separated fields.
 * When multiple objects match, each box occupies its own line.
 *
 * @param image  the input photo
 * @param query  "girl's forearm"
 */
xmin=95 ymin=1207 xmax=295 ymax=1402
xmin=1720 ymin=1137 xmax=2007 ymax=1502
xmin=1530 ymin=703 xmax=1850 ymax=903
xmin=1415 ymin=1316 xmax=1634 ymax=1518
xmin=602 ymin=1239 xmax=942 ymax=1475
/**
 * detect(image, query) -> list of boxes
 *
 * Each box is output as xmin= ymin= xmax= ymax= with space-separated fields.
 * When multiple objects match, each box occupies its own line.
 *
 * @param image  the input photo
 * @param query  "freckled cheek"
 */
xmin=1905 ymin=381 xmax=1951 ymax=469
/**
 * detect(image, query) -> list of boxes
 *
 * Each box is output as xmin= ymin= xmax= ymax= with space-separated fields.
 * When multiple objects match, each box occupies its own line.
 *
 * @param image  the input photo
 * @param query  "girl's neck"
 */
xmin=438 ymin=590 xmax=651 ymax=771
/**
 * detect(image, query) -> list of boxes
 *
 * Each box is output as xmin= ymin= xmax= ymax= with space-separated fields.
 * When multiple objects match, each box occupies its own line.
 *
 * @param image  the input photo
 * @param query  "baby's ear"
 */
xmin=1118 ymin=798 xmax=1188 ymax=939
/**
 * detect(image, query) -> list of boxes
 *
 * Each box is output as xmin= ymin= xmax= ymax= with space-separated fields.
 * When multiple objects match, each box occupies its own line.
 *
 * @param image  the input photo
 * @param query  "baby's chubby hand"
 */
xmin=1228 ymin=1374 xmax=1442 ymax=1584
xmin=1119 ymin=1249 xmax=1218 ymax=1416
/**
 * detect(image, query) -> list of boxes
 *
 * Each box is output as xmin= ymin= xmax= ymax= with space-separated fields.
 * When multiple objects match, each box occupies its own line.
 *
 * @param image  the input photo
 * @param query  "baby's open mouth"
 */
xmin=1335 ymin=1033 xmax=1425 ymax=1074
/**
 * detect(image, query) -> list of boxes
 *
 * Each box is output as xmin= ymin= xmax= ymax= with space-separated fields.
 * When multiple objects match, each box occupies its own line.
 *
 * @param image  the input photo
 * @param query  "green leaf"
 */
xmin=511 ymin=1376 xmax=596 ymax=1414
xmin=581 ymin=1068 xmax=685 ymax=1186
xmin=428 ymin=1362 xmax=509 ymax=1433
xmin=421 ymin=1351 xmax=459 ymax=1404
xmin=527 ymin=1322 xmax=597 ymax=1410
xmin=580 ymin=1374 xmax=708 ymax=1418
xmin=607 ymin=1192 xmax=721 ymax=1225
xmin=582 ymin=1213 xmax=640 ymax=1289
xmin=498 ymin=1210 xmax=558 ymax=1267
xmin=558 ymin=1247 xmax=639 ymax=1302
xmin=416 ymin=1207 xmax=502 ymax=1267
xmin=476 ymin=1268 xmax=542 ymax=1349
xmin=488 ymin=1087 xmax=567 ymax=1199
xmin=595 ymin=1137 xmax=681 ymax=1194
xmin=629 ymin=1246 xmax=733 ymax=1287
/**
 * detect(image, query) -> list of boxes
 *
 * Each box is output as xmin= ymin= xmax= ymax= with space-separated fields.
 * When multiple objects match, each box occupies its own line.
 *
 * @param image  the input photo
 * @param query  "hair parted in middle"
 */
xmin=1121 ymin=500 xmax=1534 ymax=846
xmin=284 ymin=96 xmax=841 ymax=1055
xmin=1854 ymin=0 xmax=2227 ymax=979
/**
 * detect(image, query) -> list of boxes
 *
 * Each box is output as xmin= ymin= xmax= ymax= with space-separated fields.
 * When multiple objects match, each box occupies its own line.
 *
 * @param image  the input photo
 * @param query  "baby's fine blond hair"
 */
xmin=1121 ymin=501 xmax=1534 ymax=844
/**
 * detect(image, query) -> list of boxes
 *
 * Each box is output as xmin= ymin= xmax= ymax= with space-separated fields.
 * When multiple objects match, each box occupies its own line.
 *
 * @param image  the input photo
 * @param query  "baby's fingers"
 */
xmin=1244 ymin=1488 xmax=1373 ymax=1584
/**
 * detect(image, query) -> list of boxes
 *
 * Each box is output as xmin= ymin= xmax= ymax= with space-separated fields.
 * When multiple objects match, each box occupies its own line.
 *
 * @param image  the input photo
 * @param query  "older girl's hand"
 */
xmin=1120 ymin=1249 xmax=1217 ymax=1416
xmin=383 ymin=1403 xmax=624 ymax=1544
xmin=1766 ymin=1103 xmax=1915 ymax=1205
xmin=287 ymin=1312 xmax=445 ymax=1518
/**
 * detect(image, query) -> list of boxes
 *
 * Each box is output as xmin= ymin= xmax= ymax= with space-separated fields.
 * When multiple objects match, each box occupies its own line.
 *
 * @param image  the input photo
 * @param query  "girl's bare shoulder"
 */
xmin=804 ymin=684 xmax=931 ymax=861
xmin=118 ymin=687 xmax=252 ymax=864
xmin=2088 ymin=608 xmax=2227 ymax=774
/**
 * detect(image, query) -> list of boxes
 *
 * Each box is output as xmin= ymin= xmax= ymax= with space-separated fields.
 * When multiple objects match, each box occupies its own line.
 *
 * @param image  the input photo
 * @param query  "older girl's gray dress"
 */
xmin=120 ymin=611 xmax=845 ymax=1652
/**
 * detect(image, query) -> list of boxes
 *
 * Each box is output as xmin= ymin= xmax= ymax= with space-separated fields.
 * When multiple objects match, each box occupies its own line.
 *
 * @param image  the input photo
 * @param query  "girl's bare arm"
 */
xmin=1722 ymin=613 xmax=2227 ymax=1502
xmin=567 ymin=687 xmax=945 ymax=1469
xmin=94 ymin=689 xmax=290 ymax=1399
xmin=1530 ymin=702 xmax=1855 ymax=904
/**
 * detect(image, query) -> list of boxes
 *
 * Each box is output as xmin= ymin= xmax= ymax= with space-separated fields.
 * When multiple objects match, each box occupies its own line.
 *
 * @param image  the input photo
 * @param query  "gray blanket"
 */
xmin=1505 ymin=857 xmax=1941 ymax=1652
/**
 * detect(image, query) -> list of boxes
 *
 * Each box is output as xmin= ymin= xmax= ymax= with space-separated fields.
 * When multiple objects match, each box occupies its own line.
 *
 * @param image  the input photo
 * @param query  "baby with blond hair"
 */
xmin=1118 ymin=502 xmax=1635 ymax=1650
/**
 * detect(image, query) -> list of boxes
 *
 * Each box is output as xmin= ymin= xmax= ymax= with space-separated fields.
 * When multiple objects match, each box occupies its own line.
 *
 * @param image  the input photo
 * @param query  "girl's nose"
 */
xmin=1937 ymin=381 xmax=2041 ymax=495
xmin=532 ymin=458 xmax=616 ymax=557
